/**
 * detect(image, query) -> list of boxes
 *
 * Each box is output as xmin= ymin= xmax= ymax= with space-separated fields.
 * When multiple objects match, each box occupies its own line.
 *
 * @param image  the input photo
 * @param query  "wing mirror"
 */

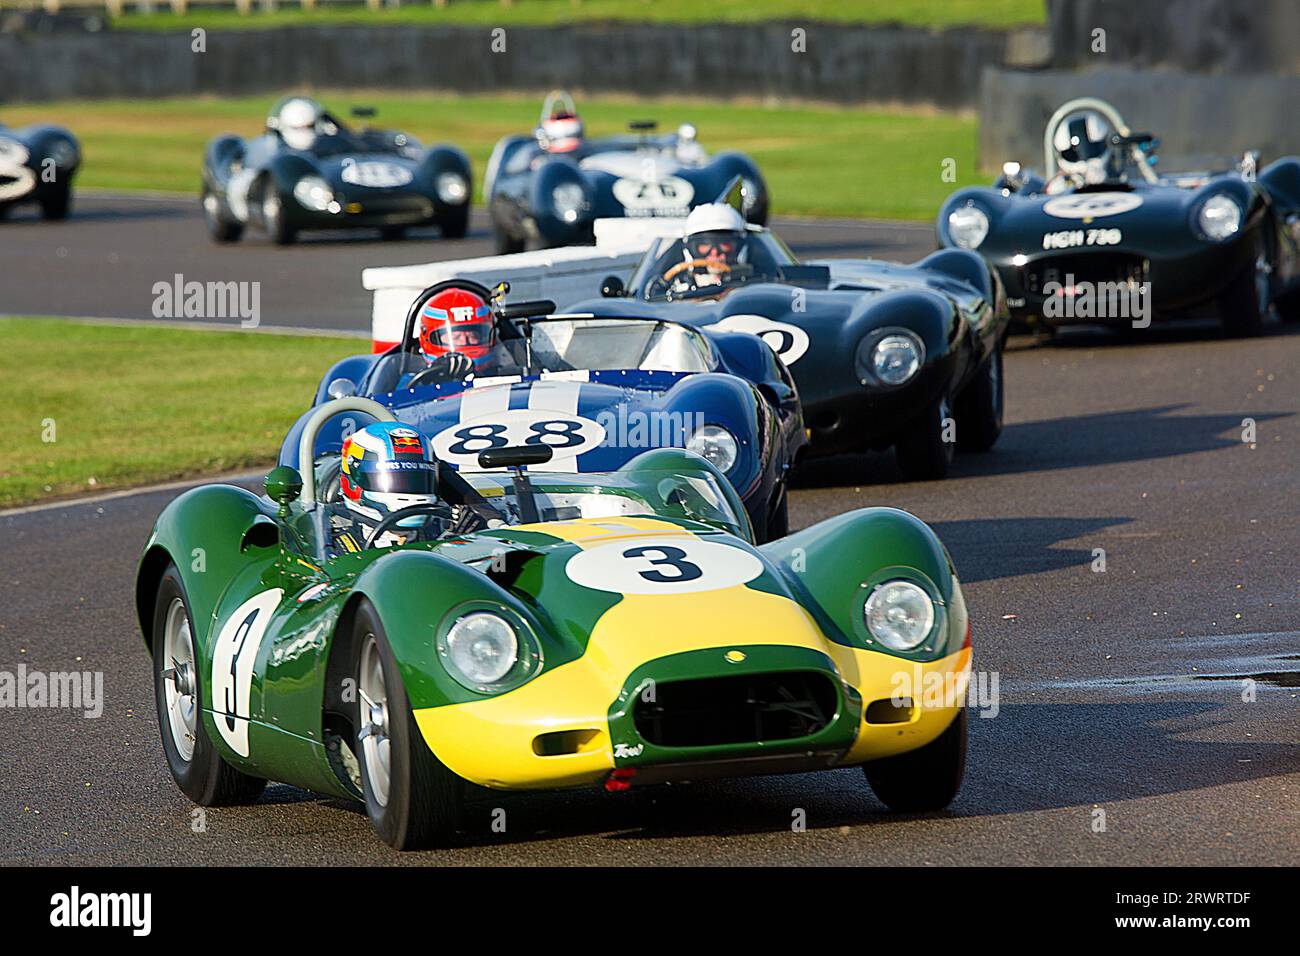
xmin=265 ymin=466 xmax=304 ymax=516
xmin=1000 ymin=161 xmax=1025 ymax=193
xmin=327 ymin=378 xmax=356 ymax=399
xmin=600 ymin=275 xmax=626 ymax=298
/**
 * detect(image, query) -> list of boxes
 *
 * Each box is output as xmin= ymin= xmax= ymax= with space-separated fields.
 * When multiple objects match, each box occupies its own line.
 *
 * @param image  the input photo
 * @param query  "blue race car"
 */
xmin=937 ymin=97 xmax=1300 ymax=337
xmin=285 ymin=280 xmax=805 ymax=541
xmin=0 ymin=117 xmax=79 ymax=221
xmin=484 ymin=91 xmax=768 ymax=254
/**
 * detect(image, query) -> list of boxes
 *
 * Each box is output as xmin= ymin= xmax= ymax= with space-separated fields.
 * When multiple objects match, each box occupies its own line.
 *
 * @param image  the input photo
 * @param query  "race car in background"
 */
xmin=292 ymin=280 xmax=805 ymax=541
xmin=200 ymin=97 xmax=473 ymax=245
xmin=0 ymin=118 xmax=79 ymax=220
xmin=938 ymin=97 xmax=1300 ymax=337
xmin=574 ymin=204 xmax=1009 ymax=482
xmin=138 ymin=399 xmax=972 ymax=849
xmin=484 ymin=90 xmax=769 ymax=254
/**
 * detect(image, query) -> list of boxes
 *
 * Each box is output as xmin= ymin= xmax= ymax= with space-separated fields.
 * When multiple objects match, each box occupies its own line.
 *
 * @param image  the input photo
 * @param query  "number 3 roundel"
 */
xmin=565 ymin=537 xmax=764 ymax=594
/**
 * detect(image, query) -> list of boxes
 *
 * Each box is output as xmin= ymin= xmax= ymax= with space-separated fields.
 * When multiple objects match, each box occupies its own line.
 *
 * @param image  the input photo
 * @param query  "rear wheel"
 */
xmin=380 ymin=225 xmax=406 ymax=241
xmin=765 ymin=485 xmax=789 ymax=541
xmin=39 ymin=184 xmax=71 ymax=221
xmin=894 ymin=392 xmax=955 ymax=481
xmin=864 ymin=708 xmax=967 ymax=812
xmin=353 ymin=601 xmax=464 ymax=849
xmin=202 ymin=188 xmax=243 ymax=243
xmin=152 ymin=565 xmax=265 ymax=806
xmin=954 ymin=346 xmax=1004 ymax=452
xmin=1217 ymin=245 xmax=1269 ymax=337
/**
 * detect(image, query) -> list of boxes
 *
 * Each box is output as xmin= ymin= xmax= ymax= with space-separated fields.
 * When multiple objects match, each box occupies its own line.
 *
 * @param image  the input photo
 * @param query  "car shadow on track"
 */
xmin=793 ymin=404 xmax=1291 ymax=488
xmin=1014 ymin=318 xmax=1300 ymax=350
xmin=927 ymin=515 xmax=1133 ymax=584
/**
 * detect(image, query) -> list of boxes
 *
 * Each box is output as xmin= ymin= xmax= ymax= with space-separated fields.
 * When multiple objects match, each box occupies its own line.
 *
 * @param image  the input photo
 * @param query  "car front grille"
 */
xmin=633 ymin=671 xmax=838 ymax=748
xmin=1022 ymin=253 xmax=1148 ymax=298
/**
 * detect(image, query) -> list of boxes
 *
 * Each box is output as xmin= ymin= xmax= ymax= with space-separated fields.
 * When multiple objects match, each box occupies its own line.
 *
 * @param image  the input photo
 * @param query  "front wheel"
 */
xmin=954 ymin=346 xmax=1004 ymax=453
xmin=440 ymin=204 xmax=470 ymax=239
xmin=864 ymin=708 xmax=967 ymax=812
xmin=353 ymin=601 xmax=464 ymax=850
xmin=152 ymin=565 xmax=265 ymax=806
xmin=260 ymin=185 xmax=296 ymax=245
xmin=1217 ymin=246 xmax=1268 ymax=337
xmin=893 ymin=392 xmax=956 ymax=481
xmin=39 ymin=184 xmax=71 ymax=221
xmin=494 ymin=224 xmax=524 ymax=255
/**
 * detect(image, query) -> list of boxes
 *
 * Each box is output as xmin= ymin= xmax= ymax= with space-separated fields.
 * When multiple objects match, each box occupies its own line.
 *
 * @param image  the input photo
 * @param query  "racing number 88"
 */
xmin=447 ymin=419 xmax=586 ymax=455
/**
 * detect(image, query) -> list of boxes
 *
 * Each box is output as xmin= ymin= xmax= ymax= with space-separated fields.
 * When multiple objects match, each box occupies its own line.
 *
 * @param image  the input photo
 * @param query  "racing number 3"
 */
xmin=621 ymin=545 xmax=703 ymax=583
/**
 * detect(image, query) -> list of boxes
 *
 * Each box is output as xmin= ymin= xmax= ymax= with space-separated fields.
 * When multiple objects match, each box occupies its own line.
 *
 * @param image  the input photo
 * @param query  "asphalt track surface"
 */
xmin=2 ymin=196 xmax=1298 ymax=866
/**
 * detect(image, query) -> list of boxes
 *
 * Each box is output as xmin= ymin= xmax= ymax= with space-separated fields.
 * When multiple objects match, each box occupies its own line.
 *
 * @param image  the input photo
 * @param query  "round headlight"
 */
xmin=551 ymin=182 xmax=586 ymax=224
xmin=686 ymin=424 xmax=739 ymax=473
xmin=444 ymin=612 xmax=518 ymax=687
xmin=435 ymin=171 xmax=468 ymax=205
xmin=947 ymin=204 xmax=989 ymax=250
xmin=870 ymin=333 xmax=924 ymax=385
xmin=292 ymin=175 xmax=333 ymax=212
xmin=1198 ymin=194 xmax=1241 ymax=241
xmin=864 ymin=580 xmax=935 ymax=651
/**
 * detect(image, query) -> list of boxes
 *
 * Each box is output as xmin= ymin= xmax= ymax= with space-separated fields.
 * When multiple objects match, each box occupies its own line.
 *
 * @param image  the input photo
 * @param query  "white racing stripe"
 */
xmin=526 ymin=379 xmax=584 ymax=415
xmin=458 ymin=382 xmax=514 ymax=423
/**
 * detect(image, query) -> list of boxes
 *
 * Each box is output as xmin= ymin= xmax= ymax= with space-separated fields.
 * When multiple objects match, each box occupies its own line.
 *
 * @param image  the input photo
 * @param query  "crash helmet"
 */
xmin=683 ymin=202 xmax=747 ymax=265
xmin=1053 ymin=109 xmax=1113 ymax=180
xmin=339 ymin=422 xmax=439 ymax=526
xmin=418 ymin=287 xmax=496 ymax=367
xmin=538 ymin=90 xmax=584 ymax=153
xmin=272 ymin=97 xmax=322 ymax=152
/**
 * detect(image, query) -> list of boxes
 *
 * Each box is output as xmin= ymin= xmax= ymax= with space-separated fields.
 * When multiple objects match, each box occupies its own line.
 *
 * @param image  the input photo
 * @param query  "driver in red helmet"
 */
xmin=415 ymin=287 xmax=503 ymax=381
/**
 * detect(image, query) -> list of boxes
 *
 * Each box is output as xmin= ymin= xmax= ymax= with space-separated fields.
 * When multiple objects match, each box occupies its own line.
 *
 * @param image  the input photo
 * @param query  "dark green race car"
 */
xmin=137 ymin=397 xmax=974 ymax=849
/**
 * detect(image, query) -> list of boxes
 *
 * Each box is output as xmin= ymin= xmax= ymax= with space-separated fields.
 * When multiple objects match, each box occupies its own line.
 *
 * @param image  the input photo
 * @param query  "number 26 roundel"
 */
xmin=210 ymin=589 xmax=283 ymax=757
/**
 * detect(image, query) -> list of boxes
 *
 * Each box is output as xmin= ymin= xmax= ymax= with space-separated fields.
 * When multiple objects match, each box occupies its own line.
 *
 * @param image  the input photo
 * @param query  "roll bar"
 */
xmin=297 ymin=397 xmax=396 ymax=508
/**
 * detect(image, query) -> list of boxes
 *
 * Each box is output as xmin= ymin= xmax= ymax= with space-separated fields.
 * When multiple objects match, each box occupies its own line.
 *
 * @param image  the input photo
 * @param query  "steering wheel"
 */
xmin=363 ymin=503 xmax=452 ymax=550
xmin=662 ymin=258 xmax=732 ymax=283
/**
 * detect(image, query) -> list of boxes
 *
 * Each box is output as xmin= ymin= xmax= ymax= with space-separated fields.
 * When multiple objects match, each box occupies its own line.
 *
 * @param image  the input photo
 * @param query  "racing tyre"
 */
xmin=765 ymin=486 xmax=789 ymax=541
xmin=202 ymin=188 xmax=243 ymax=243
xmin=1274 ymin=280 xmax=1300 ymax=324
xmin=260 ymin=184 xmax=296 ymax=245
xmin=494 ymin=225 xmax=524 ymax=255
xmin=864 ymin=708 xmax=967 ymax=812
xmin=1217 ymin=249 xmax=1267 ymax=337
xmin=893 ymin=393 xmax=956 ymax=481
xmin=441 ymin=205 xmax=470 ymax=240
xmin=380 ymin=225 xmax=407 ymax=241
xmin=954 ymin=346 xmax=1004 ymax=453
xmin=353 ymin=601 xmax=464 ymax=850
xmin=152 ymin=564 xmax=266 ymax=806
xmin=0 ymin=202 xmax=10 ymax=220
xmin=39 ymin=185 xmax=71 ymax=221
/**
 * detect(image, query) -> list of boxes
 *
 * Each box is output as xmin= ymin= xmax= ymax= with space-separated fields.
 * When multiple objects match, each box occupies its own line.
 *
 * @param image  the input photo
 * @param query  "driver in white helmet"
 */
xmin=674 ymin=202 xmax=749 ymax=289
xmin=273 ymin=97 xmax=323 ymax=152
xmin=1053 ymin=110 xmax=1114 ymax=187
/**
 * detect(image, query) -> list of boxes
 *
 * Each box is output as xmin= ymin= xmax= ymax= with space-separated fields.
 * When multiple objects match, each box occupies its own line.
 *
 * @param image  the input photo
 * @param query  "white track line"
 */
xmin=1 ymin=470 xmax=266 ymax=519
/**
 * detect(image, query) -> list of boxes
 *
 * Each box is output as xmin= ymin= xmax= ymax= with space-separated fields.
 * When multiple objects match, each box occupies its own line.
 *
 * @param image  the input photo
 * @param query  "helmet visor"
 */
xmin=354 ymin=461 xmax=437 ymax=496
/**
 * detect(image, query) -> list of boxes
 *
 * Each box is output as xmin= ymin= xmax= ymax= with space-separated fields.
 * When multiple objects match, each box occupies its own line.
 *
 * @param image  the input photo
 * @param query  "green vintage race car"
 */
xmin=137 ymin=397 xmax=973 ymax=849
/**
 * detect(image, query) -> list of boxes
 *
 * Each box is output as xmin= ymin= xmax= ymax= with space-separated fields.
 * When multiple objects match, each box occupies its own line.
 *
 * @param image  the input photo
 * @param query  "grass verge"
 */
xmin=1 ymin=92 xmax=982 ymax=220
xmin=111 ymin=0 xmax=1045 ymax=32
xmin=0 ymin=318 xmax=363 ymax=509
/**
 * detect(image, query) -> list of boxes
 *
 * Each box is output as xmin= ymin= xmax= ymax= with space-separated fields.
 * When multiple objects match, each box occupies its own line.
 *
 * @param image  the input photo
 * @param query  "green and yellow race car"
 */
xmin=137 ymin=397 xmax=973 ymax=849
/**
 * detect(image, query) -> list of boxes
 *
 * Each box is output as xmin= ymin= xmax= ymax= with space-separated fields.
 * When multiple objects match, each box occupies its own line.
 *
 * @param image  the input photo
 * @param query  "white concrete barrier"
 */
xmin=362 ymin=218 xmax=687 ymax=351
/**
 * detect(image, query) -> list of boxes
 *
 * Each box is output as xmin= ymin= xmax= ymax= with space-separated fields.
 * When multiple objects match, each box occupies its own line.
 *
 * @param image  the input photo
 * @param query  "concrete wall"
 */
xmin=1046 ymin=0 xmax=1300 ymax=74
xmin=0 ymin=22 xmax=1016 ymax=108
xmin=980 ymin=67 xmax=1300 ymax=172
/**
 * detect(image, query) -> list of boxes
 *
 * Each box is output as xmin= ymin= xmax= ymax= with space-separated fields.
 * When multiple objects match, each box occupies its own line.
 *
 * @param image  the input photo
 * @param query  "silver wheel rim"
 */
xmin=162 ymin=597 xmax=198 ymax=762
xmin=358 ymin=635 xmax=392 ymax=808
xmin=263 ymin=190 xmax=280 ymax=228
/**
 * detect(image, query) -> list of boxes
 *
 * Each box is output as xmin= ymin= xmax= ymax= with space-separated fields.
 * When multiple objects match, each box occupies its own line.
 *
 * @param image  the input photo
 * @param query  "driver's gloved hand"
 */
xmin=447 ymin=503 xmax=488 ymax=535
xmin=427 ymin=352 xmax=475 ymax=380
